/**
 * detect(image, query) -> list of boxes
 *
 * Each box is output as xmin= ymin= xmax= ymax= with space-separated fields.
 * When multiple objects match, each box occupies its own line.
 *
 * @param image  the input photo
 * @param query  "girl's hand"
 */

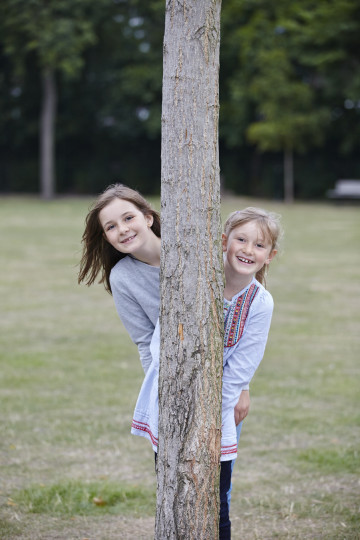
xmin=234 ymin=390 xmax=250 ymax=425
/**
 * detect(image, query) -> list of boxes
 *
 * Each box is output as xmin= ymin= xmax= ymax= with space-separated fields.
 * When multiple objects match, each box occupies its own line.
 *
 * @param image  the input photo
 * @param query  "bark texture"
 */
xmin=40 ymin=69 xmax=56 ymax=200
xmin=157 ymin=1 xmax=223 ymax=538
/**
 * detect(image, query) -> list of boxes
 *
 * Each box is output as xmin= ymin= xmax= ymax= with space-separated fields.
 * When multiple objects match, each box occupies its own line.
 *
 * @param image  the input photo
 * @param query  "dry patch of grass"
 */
xmin=0 ymin=512 xmax=155 ymax=540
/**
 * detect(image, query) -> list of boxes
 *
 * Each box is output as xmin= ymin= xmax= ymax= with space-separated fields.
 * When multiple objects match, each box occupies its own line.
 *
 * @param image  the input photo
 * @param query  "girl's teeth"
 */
xmin=123 ymin=236 xmax=135 ymax=243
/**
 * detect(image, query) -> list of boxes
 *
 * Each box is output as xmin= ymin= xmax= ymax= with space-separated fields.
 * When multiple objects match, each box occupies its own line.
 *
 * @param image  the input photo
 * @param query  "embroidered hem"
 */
xmin=131 ymin=416 xmax=237 ymax=462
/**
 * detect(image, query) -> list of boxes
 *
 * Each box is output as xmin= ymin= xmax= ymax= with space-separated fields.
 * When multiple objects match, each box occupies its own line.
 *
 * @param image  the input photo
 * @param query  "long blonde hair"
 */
xmin=78 ymin=184 xmax=161 ymax=294
xmin=223 ymin=207 xmax=282 ymax=285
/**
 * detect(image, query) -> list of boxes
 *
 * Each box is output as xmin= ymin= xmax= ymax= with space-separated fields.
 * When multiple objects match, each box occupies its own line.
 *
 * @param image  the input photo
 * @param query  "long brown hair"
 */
xmin=223 ymin=207 xmax=282 ymax=286
xmin=78 ymin=184 xmax=161 ymax=294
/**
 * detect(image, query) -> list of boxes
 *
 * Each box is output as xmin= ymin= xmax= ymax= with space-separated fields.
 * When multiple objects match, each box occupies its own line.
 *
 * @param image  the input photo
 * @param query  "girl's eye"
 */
xmin=238 ymin=237 xmax=245 ymax=242
xmin=106 ymin=224 xmax=115 ymax=231
xmin=125 ymin=215 xmax=133 ymax=222
xmin=256 ymin=243 xmax=265 ymax=248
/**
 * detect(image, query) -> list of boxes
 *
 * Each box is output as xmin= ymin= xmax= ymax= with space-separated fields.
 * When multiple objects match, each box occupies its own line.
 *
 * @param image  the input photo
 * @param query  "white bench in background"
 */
xmin=327 ymin=179 xmax=360 ymax=202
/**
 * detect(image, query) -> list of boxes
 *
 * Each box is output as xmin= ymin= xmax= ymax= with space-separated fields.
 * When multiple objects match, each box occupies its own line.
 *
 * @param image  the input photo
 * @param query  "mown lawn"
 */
xmin=0 ymin=195 xmax=359 ymax=539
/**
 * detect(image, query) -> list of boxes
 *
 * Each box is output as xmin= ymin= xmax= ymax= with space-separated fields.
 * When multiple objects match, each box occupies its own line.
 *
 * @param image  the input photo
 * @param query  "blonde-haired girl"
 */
xmin=131 ymin=206 xmax=282 ymax=539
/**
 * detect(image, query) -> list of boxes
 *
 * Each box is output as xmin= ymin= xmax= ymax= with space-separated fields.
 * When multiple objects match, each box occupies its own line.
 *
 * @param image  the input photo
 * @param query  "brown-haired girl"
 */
xmin=78 ymin=183 xmax=161 ymax=373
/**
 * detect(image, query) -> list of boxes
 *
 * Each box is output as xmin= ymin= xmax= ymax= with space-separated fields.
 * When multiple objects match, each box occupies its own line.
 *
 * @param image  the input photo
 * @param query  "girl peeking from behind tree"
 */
xmin=131 ymin=206 xmax=282 ymax=540
xmin=78 ymin=183 xmax=161 ymax=375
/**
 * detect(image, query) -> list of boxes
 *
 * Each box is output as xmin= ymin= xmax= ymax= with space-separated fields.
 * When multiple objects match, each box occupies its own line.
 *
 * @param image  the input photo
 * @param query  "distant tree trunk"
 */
xmin=284 ymin=146 xmax=294 ymax=203
xmin=40 ymin=68 xmax=56 ymax=199
xmin=157 ymin=1 xmax=223 ymax=539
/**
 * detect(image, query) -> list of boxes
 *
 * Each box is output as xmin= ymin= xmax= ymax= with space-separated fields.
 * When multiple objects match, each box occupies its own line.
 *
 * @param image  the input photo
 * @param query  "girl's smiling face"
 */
xmin=222 ymin=221 xmax=276 ymax=283
xmin=99 ymin=198 xmax=154 ymax=256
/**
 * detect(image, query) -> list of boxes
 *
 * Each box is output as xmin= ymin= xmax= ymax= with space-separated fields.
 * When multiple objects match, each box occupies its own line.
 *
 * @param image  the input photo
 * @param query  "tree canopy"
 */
xmin=1 ymin=0 xmax=359 ymax=199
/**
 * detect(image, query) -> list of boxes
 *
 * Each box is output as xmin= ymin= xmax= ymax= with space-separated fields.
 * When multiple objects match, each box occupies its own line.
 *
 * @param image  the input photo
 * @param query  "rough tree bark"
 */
xmin=40 ymin=68 xmax=56 ymax=200
xmin=157 ymin=1 xmax=223 ymax=539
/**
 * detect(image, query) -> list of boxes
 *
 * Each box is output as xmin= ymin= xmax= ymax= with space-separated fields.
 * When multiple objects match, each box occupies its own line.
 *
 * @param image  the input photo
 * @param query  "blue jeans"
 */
xmin=226 ymin=421 xmax=242 ymax=508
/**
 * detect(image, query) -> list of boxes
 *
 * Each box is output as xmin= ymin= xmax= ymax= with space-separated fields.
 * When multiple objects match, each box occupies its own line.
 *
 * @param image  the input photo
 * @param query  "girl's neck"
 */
xmin=224 ymin=266 xmax=254 ymax=301
xmin=133 ymin=234 xmax=161 ymax=267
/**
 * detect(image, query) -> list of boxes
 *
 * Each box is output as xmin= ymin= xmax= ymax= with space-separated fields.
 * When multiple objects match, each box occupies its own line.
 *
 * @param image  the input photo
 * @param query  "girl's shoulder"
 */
xmin=227 ymin=279 xmax=274 ymax=320
xmin=110 ymin=256 xmax=133 ymax=282
xmin=110 ymin=256 xmax=160 ymax=288
xmin=223 ymin=280 xmax=273 ymax=350
xmin=253 ymin=279 xmax=274 ymax=309
xmin=226 ymin=279 xmax=273 ymax=309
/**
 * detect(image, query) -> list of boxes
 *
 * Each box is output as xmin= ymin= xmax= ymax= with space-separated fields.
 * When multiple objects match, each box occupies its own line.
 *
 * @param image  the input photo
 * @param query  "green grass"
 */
xmin=13 ymin=480 xmax=156 ymax=516
xmin=296 ymin=447 xmax=359 ymax=475
xmin=0 ymin=195 xmax=359 ymax=539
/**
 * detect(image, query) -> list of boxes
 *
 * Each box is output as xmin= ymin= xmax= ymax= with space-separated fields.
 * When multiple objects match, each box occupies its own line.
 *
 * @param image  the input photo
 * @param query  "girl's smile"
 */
xmin=121 ymin=234 xmax=136 ymax=244
xmin=237 ymin=256 xmax=254 ymax=265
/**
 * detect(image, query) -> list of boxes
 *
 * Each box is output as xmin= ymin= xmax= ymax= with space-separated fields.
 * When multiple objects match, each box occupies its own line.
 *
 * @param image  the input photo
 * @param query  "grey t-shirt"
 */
xmin=110 ymin=256 xmax=160 ymax=373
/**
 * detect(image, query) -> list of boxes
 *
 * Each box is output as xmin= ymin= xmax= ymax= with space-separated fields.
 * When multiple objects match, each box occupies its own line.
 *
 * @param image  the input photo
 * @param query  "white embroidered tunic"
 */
xmin=131 ymin=277 xmax=274 ymax=461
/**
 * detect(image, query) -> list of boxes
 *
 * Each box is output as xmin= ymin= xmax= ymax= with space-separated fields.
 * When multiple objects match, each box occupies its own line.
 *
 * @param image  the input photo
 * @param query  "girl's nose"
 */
xmin=243 ymin=242 xmax=254 ymax=254
xmin=119 ymin=222 xmax=130 ymax=233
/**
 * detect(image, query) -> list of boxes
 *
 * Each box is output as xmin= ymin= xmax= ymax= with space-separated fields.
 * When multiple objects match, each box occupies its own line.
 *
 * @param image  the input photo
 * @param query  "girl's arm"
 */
xmin=114 ymin=291 xmax=155 ymax=374
xmin=222 ymin=292 xmax=274 ymax=411
xmin=110 ymin=259 xmax=160 ymax=374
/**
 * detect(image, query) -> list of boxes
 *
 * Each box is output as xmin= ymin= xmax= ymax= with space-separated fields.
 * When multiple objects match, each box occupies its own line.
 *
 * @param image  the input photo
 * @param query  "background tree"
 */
xmin=286 ymin=0 xmax=360 ymax=155
xmin=221 ymin=1 xmax=330 ymax=202
xmin=246 ymin=46 xmax=329 ymax=203
xmin=0 ymin=0 xmax=106 ymax=198
xmin=220 ymin=0 xmax=360 ymax=199
xmin=157 ymin=0 xmax=224 ymax=538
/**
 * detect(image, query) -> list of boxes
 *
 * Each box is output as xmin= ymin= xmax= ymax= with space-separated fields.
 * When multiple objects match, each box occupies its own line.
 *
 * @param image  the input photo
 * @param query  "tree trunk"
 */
xmin=157 ymin=1 xmax=223 ymax=539
xmin=40 ymin=68 xmax=56 ymax=200
xmin=284 ymin=146 xmax=294 ymax=203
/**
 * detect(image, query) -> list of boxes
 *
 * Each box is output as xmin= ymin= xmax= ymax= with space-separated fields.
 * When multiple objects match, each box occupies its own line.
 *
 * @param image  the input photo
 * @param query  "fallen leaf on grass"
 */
xmin=93 ymin=497 xmax=106 ymax=506
xmin=7 ymin=498 xmax=17 ymax=507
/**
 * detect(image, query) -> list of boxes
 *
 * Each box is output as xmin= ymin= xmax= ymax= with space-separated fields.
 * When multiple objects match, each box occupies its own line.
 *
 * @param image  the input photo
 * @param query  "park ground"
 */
xmin=0 ymin=195 xmax=359 ymax=539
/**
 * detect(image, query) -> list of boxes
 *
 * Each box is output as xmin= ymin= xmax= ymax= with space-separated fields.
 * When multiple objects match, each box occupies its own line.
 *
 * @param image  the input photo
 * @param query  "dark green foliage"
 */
xmin=0 ymin=0 xmax=360 ymax=197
